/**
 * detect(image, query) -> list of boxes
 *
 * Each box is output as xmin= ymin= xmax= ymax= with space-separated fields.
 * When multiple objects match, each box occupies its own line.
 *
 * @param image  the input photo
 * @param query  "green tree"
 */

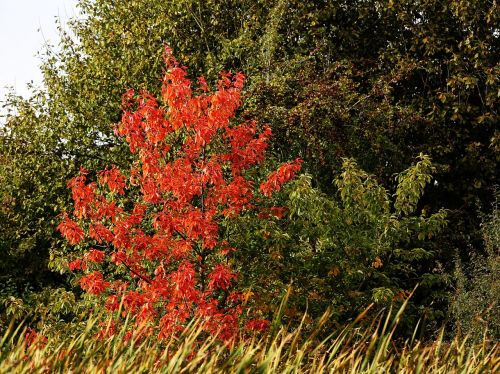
xmin=231 ymin=155 xmax=447 ymax=334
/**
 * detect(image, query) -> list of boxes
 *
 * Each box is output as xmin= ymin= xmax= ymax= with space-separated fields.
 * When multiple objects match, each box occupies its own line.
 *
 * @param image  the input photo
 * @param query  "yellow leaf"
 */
xmin=372 ymin=256 xmax=383 ymax=268
xmin=328 ymin=266 xmax=341 ymax=277
xmin=243 ymin=290 xmax=254 ymax=304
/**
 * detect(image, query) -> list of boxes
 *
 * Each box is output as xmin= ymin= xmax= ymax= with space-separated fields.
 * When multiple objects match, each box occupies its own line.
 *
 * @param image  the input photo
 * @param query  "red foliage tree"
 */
xmin=58 ymin=47 xmax=302 ymax=341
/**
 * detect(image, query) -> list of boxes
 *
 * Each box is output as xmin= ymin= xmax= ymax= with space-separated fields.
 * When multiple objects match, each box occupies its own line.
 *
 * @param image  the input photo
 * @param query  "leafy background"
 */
xmin=0 ymin=0 xmax=499 ymax=343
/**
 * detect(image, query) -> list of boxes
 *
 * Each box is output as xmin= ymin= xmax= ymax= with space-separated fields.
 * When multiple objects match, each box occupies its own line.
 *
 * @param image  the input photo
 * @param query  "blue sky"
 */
xmin=0 ymin=0 xmax=78 ymax=101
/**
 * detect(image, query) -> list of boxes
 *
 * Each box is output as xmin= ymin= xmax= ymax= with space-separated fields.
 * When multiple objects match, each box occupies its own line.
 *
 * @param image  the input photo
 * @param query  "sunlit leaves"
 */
xmin=58 ymin=49 xmax=301 ymax=340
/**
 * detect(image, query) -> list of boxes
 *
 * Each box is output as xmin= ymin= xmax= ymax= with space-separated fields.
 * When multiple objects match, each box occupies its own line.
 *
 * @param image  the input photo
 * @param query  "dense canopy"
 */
xmin=0 ymin=0 xmax=498 ymax=344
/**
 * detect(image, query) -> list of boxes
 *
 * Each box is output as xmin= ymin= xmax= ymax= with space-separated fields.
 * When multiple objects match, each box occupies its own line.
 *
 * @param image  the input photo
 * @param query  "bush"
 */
xmin=453 ymin=191 xmax=500 ymax=341
xmin=232 ymin=155 xmax=448 ymax=335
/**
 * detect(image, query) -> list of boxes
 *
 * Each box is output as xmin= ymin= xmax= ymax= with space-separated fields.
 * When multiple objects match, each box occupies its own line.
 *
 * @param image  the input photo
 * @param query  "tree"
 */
xmin=58 ymin=48 xmax=301 ymax=340
xmin=231 ymin=155 xmax=447 ymax=335
xmin=0 ymin=94 xmax=72 ymax=300
xmin=0 ymin=0 xmax=269 ymax=299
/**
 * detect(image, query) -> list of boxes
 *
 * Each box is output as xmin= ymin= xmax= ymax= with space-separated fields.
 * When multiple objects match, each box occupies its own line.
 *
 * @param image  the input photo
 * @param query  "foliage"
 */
xmin=0 ymin=0 xmax=271 ymax=299
xmin=248 ymin=0 xmax=500 ymax=204
xmin=57 ymin=48 xmax=301 ymax=340
xmin=0 ymin=286 xmax=81 ymax=334
xmin=240 ymin=2 xmax=500 ymax=319
xmin=1 ymin=0 xmax=499 ymax=340
xmin=0 ymin=94 xmax=73 ymax=290
xmin=231 ymin=155 xmax=447 ymax=334
xmin=0 ymin=302 xmax=498 ymax=373
xmin=453 ymin=191 xmax=500 ymax=341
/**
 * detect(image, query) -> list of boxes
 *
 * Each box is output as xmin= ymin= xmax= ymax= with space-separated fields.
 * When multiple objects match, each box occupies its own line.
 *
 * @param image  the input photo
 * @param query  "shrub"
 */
xmin=453 ymin=191 xmax=500 ymax=341
xmin=232 ymin=155 xmax=448 ymax=334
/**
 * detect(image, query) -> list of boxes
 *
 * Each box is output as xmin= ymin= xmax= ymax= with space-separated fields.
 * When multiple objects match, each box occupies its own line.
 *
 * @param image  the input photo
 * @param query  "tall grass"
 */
xmin=1 ymin=303 xmax=498 ymax=373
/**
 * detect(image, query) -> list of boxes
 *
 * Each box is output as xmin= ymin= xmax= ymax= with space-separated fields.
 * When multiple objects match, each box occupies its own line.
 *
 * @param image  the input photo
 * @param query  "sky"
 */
xmin=0 ymin=0 xmax=78 ymax=101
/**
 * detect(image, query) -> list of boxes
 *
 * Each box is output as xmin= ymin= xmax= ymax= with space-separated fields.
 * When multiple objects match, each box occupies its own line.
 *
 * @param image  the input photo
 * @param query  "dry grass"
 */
xmin=0 ymin=302 xmax=498 ymax=373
